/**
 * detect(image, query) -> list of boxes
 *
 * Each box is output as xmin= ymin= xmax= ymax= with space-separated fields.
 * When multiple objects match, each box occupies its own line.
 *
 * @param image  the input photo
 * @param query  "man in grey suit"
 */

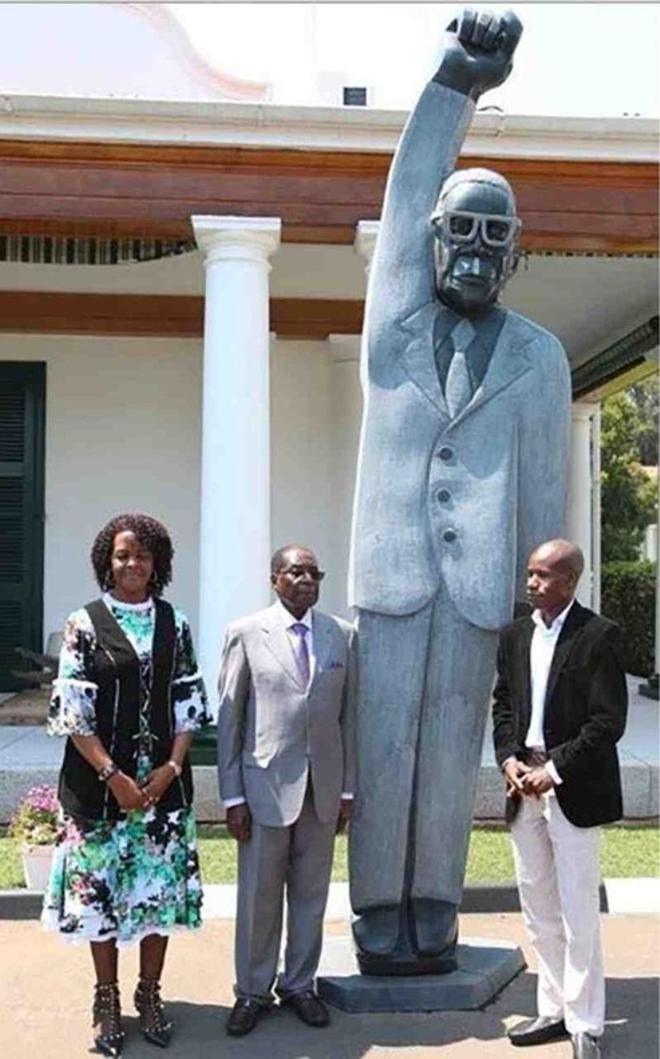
xmin=348 ymin=9 xmax=571 ymax=973
xmin=218 ymin=545 xmax=355 ymax=1035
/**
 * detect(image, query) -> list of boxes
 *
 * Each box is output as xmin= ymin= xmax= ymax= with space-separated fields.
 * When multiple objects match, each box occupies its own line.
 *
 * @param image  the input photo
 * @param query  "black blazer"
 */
xmin=58 ymin=598 xmax=193 ymax=821
xmin=492 ymin=600 xmax=627 ymax=827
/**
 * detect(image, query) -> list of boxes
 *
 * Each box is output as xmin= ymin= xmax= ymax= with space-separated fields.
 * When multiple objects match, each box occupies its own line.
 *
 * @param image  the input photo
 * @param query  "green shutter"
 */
xmin=0 ymin=363 xmax=45 ymax=691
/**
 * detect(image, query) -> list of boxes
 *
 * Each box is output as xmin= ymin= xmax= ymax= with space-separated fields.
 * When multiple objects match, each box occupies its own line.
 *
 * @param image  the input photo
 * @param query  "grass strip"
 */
xmin=1 ymin=824 xmax=656 ymax=889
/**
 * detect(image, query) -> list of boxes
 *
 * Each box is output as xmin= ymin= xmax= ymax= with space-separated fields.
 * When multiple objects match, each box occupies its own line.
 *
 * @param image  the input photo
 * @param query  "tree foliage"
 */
xmin=601 ymin=560 xmax=655 ymax=677
xmin=601 ymin=388 xmax=657 ymax=563
xmin=629 ymin=376 xmax=659 ymax=466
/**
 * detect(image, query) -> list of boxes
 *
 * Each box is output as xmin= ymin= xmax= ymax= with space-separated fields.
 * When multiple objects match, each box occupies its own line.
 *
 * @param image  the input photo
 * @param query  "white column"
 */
xmin=322 ymin=220 xmax=378 ymax=616
xmin=355 ymin=219 xmax=379 ymax=275
xmin=566 ymin=401 xmax=600 ymax=608
xmin=327 ymin=335 xmax=362 ymax=617
xmin=192 ymin=215 xmax=281 ymax=708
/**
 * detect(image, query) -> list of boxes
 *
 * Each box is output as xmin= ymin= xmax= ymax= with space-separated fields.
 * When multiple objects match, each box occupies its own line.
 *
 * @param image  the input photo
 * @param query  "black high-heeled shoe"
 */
xmin=134 ymin=977 xmax=173 ymax=1048
xmin=92 ymin=981 xmax=125 ymax=1057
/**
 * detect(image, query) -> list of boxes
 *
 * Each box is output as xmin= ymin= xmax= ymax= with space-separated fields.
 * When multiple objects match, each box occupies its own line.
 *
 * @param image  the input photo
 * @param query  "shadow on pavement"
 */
xmin=114 ymin=974 xmax=659 ymax=1058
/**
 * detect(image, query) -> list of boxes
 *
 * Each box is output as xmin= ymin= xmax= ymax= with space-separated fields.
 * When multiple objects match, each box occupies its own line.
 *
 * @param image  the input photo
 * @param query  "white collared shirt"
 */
xmin=525 ymin=598 xmax=575 ymax=785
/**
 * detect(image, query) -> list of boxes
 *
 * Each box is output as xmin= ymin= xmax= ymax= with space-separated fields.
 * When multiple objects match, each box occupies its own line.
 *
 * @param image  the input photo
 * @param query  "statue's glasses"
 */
xmin=432 ymin=210 xmax=520 ymax=248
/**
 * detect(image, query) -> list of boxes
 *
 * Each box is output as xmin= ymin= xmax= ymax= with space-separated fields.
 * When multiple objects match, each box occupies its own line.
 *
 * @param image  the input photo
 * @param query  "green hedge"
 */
xmin=601 ymin=560 xmax=656 ymax=677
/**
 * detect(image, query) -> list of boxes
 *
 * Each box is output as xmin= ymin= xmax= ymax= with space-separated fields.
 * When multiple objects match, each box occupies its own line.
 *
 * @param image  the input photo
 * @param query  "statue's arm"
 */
xmin=364 ymin=82 xmax=474 ymax=342
xmin=366 ymin=9 xmax=523 ymax=344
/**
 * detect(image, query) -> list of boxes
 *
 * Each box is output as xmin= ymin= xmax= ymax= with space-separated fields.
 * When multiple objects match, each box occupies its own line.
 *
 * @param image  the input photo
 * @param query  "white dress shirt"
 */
xmin=525 ymin=598 xmax=575 ymax=784
xmin=224 ymin=600 xmax=352 ymax=808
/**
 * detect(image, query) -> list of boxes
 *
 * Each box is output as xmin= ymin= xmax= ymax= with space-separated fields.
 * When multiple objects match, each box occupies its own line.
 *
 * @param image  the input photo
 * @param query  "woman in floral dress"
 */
xmin=43 ymin=513 xmax=209 ymax=1056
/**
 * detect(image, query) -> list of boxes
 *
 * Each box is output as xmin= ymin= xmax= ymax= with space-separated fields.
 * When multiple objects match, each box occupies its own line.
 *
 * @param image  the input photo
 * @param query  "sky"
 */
xmin=168 ymin=2 xmax=660 ymax=118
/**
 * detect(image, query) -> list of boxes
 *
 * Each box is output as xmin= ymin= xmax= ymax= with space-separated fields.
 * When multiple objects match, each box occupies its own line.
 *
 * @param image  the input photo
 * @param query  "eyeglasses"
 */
xmin=432 ymin=209 xmax=520 ymax=248
xmin=280 ymin=565 xmax=325 ymax=582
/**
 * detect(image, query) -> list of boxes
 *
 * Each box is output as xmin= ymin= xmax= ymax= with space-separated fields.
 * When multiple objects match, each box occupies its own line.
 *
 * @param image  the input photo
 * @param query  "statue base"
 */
xmin=317 ymin=936 xmax=525 ymax=1013
xmin=356 ymin=950 xmax=457 ymax=976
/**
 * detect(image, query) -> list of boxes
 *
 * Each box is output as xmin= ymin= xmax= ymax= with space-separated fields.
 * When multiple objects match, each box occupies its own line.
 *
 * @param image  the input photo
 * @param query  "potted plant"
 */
xmin=8 ymin=785 xmax=59 ymax=890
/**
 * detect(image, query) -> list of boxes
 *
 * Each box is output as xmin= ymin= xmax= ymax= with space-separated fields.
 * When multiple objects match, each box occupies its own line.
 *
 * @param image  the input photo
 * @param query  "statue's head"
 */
xmin=430 ymin=168 xmax=520 ymax=317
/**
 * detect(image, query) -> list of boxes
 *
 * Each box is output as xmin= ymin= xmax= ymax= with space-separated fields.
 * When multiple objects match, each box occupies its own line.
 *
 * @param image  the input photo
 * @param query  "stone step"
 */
xmin=1 ymin=677 xmax=656 ymax=822
xmin=0 ymin=758 xmax=656 ymax=824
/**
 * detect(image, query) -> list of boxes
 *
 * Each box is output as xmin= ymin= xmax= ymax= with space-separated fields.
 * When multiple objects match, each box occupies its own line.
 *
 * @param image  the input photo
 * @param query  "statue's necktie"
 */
xmin=290 ymin=622 xmax=310 ymax=685
xmin=445 ymin=319 xmax=475 ymax=418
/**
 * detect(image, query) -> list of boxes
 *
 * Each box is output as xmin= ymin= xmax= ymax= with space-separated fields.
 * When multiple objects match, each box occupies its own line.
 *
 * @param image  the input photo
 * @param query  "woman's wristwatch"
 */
xmin=97 ymin=762 xmax=119 ymax=783
xmin=166 ymin=759 xmax=182 ymax=778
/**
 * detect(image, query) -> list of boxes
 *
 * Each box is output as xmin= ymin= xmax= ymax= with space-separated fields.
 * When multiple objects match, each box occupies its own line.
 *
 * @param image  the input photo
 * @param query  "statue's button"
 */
xmin=437 ymin=446 xmax=454 ymax=461
xmin=443 ymin=528 xmax=457 ymax=543
xmin=437 ymin=489 xmax=451 ymax=503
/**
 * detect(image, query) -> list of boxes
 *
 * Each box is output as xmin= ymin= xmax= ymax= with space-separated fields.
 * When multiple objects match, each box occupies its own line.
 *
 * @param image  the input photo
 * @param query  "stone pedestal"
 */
xmin=317 ymin=935 xmax=525 ymax=1013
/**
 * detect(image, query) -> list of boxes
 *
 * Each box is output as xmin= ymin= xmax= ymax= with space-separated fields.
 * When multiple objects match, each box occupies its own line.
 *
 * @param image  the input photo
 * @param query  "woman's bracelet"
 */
xmin=166 ymin=759 xmax=182 ymax=778
xmin=98 ymin=762 xmax=119 ymax=783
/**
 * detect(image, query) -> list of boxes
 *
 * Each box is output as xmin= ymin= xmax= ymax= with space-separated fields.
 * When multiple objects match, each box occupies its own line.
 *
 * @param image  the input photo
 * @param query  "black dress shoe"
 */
xmin=508 ymin=1016 xmax=568 ymax=1046
xmin=572 ymin=1032 xmax=601 ymax=1058
xmin=226 ymin=998 xmax=267 ymax=1037
xmin=281 ymin=990 xmax=330 ymax=1028
xmin=411 ymin=898 xmax=458 ymax=957
xmin=352 ymin=905 xmax=400 ymax=956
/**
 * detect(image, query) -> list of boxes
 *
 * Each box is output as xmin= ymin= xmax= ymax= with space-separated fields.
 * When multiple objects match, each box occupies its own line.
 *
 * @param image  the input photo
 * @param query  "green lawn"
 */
xmin=2 ymin=824 xmax=657 ymax=890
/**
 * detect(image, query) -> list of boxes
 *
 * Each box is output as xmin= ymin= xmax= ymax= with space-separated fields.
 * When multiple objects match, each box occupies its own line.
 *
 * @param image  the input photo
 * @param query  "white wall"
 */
xmin=270 ymin=339 xmax=343 ymax=614
xmin=270 ymin=337 xmax=361 ymax=619
xmin=0 ymin=335 xmax=203 ymax=643
xmin=0 ymin=4 xmax=252 ymax=101
xmin=0 ymin=333 xmax=363 ymax=652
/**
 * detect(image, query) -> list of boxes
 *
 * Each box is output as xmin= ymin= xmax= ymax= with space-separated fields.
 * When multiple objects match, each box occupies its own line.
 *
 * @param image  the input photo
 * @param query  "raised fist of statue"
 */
xmin=434 ymin=8 xmax=523 ymax=100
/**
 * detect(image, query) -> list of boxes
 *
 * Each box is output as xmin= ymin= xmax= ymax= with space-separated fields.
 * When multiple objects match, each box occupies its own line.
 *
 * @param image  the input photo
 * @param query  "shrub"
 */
xmin=601 ymin=561 xmax=656 ymax=677
xmin=8 ymin=785 xmax=59 ymax=846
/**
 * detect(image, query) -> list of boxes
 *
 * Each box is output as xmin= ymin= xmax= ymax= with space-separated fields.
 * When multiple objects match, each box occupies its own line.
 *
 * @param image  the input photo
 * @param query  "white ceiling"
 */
xmin=0 ymin=246 xmax=656 ymax=368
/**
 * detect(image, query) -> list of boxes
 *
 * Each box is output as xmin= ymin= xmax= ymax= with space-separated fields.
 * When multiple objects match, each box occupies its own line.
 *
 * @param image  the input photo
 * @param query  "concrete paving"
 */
xmin=1 ymin=677 xmax=657 ymax=822
xmin=1 ymin=913 xmax=657 ymax=1058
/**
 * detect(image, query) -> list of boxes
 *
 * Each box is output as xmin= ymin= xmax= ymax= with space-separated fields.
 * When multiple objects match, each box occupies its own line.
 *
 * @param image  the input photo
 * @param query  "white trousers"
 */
xmin=511 ymin=791 xmax=604 ymax=1038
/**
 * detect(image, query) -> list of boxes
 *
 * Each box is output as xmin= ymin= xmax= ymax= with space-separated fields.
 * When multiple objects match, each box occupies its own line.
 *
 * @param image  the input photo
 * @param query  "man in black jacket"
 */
xmin=492 ymin=539 xmax=627 ymax=1059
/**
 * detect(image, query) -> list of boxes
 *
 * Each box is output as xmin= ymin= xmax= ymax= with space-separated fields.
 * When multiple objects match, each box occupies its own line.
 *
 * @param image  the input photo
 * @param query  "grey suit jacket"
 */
xmin=217 ymin=604 xmax=356 ymax=827
xmin=348 ymin=80 xmax=571 ymax=627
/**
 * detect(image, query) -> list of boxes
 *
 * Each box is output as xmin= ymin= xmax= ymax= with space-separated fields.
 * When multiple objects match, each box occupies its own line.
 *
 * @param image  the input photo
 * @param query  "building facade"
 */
xmin=0 ymin=5 xmax=657 ymax=697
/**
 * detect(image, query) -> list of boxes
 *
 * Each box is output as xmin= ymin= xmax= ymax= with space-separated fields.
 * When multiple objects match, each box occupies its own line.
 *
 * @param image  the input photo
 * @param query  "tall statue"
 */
xmin=348 ymin=9 xmax=571 ymax=974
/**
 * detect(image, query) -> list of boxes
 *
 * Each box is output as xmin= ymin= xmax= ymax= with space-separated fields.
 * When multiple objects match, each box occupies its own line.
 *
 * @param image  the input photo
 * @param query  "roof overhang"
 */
xmin=0 ymin=92 xmax=656 ymax=162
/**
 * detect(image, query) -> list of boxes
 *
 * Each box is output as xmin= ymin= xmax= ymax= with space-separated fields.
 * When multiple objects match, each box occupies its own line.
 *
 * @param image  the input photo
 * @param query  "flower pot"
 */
xmin=21 ymin=844 xmax=54 ymax=891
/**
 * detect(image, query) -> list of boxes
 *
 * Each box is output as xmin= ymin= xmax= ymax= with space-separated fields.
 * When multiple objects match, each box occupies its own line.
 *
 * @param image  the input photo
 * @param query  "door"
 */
xmin=0 ymin=363 xmax=45 ymax=691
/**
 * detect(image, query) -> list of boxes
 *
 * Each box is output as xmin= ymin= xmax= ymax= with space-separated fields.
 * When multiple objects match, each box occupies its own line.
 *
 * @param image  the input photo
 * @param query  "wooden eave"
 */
xmin=0 ymin=139 xmax=656 ymax=254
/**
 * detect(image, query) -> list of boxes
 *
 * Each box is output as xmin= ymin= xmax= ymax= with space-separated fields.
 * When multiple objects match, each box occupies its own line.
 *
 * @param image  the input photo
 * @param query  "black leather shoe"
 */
xmin=508 ymin=1016 xmax=568 ymax=1046
xmin=572 ymin=1032 xmax=601 ymax=1058
xmin=281 ymin=990 xmax=330 ymax=1028
xmin=352 ymin=905 xmax=400 ymax=956
xmin=411 ymin=898 xmax=458 ymax=957
xmin=226 ymin=998 xmax=267 ymax=1037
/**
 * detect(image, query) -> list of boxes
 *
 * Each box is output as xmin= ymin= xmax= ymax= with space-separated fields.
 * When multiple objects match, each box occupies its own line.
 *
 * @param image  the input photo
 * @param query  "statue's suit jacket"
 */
xmin=217 ymin=605 xmax=356 ymax=827
xmin=349 ymin=80 xmax=571 ymax=627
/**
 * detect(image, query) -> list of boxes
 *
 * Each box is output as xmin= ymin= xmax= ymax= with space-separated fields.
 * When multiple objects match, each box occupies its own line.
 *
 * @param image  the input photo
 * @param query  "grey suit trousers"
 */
xmin=235 ymin=781 xmax=336 ymax=1003
xmin=349 ymin=583 xmax=498 ymax=911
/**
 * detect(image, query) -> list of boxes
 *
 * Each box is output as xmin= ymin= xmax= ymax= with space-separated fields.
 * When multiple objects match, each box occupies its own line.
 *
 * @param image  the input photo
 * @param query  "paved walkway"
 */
xmin=1 ymin=913 xmax=657 ymax=1058
xmin=1 ymin=677 xmax=657 ymax=821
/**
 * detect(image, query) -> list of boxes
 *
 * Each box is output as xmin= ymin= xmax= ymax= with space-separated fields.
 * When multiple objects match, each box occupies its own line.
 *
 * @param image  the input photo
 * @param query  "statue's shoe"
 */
xmin=352 ymin=905 xmax=400 ymax=956
xmin=411 ymin=898 xmax=458 ymax=957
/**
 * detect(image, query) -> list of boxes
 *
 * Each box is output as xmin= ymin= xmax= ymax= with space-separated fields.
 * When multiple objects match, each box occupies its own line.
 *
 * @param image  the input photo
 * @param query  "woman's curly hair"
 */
xmin=91 ymin=513 xmax=174 ymax=597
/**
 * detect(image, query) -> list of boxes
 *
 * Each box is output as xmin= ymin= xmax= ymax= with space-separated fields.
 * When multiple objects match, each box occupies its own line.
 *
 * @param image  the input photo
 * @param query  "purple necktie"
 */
xmin=290 ymin=623 xmax=310 ymax=685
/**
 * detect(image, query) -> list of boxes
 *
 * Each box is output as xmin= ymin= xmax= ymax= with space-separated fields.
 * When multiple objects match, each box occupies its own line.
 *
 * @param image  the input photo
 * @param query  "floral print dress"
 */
xmin=42 ymin=594 xmax=209 ymax=945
